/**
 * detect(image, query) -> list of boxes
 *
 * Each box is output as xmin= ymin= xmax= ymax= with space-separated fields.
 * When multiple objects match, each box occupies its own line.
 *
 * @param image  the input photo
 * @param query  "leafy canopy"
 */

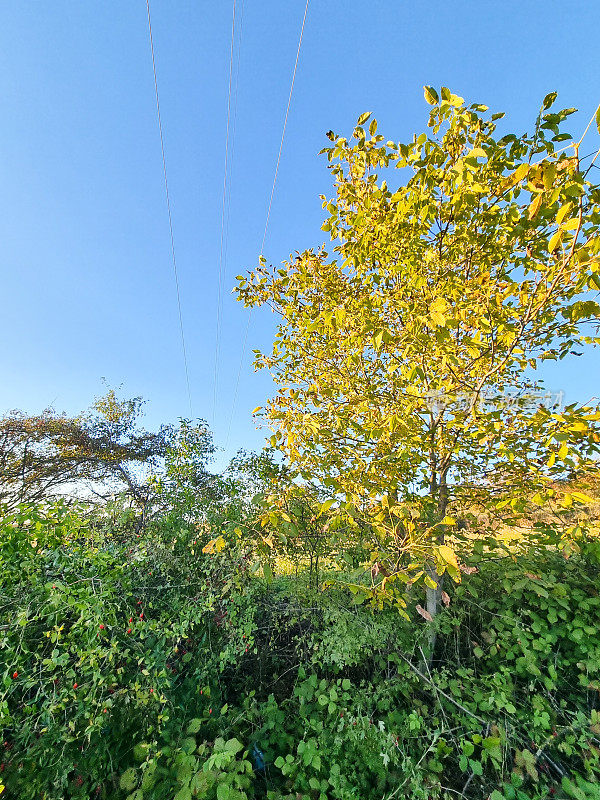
xmin=236 ymin=88 xmax=600 ymax=590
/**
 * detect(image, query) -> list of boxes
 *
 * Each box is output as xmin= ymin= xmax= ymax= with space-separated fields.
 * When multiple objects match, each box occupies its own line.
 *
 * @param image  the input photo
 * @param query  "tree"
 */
xmin=0 ymin=389 xmax=172 ymax=510
xmin=236 ymin=89 xmax=600 ymax=629
xmin=230 ymin=450 xmax=365 ymax=586
xmin=149 ymin=417 xmax=219 ymax=521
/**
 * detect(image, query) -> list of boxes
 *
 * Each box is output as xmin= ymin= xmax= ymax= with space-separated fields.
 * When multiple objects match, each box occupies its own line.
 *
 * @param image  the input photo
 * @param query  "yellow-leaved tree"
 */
xmin=236 ymin=88 xmax=600 ymax=637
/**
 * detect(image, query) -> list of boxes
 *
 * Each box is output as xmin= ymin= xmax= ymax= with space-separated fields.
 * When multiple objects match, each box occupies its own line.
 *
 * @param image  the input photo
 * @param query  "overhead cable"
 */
xmin=145 ymin=0 xmax=193 ymax=418
xmin=225 ymin=0 xmax=310 ymax=450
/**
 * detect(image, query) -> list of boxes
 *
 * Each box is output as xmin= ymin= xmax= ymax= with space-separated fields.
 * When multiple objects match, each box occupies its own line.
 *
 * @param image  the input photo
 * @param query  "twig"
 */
xmin=397 ymin=652 xmax=486 ymax=724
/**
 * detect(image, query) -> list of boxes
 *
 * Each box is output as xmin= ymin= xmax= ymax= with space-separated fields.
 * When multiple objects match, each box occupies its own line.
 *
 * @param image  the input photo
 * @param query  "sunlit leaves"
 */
xmin=423 ymin=86 xmax=438 ymax=105
xmin=235 ymin=87 xmax=600 ymax=609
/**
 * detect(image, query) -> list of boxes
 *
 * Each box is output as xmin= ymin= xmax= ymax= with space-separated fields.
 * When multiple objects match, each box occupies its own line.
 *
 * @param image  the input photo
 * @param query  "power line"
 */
xmin=145 ymin=0 xmax=193 ymax=419
xmin=213 ymin=0 xmax=243 ymax=427
xmin=260 ymin=0 xmax=310 ymax=255
xmin=225 ymin=0 xmax=310 ymax=450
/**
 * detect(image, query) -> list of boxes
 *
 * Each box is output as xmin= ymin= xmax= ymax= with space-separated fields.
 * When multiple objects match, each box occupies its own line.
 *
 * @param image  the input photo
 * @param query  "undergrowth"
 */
xmin=1 ymin=504 xmax=599 ymax=800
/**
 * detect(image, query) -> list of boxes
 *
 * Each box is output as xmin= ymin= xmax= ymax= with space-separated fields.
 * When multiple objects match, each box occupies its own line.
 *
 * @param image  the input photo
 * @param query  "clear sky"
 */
xmin=1 ymin=1 xmax=599 ymax=471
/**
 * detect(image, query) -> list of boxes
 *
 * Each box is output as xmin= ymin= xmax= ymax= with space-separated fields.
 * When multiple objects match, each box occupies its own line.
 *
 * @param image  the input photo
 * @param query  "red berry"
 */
xmin=129 ymin=618 xmax=133 ymax=623
xmin=73 ymin=683 xmax=78 ymax=689
xmin=12 ymin=672 xmax=18 ymax=679
xmin=209 ymin=708 xmax=212 ymax=714
xmin=99 ymin=624 xmax=104 ymax=630
xmin=139 ymin=613 xmax=144 ymax=619
xmin=127 ymin=629 xmax=132 ymax=634
xmin=103 ymin=709 xmax=107 ymax=713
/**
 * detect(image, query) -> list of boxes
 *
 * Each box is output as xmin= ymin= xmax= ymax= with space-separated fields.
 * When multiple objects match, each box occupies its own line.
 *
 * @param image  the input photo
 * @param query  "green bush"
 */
xmin=1 ymin=502 xmax=599 ymax=799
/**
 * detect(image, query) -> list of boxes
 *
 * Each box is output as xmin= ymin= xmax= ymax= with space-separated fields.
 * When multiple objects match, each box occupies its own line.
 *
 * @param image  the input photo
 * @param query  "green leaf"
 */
xmin=187 ymin=718 xmax=202 ymax=734
xmin=181 ymin=737 xmax=197 ymax=754
xmin=424 ymin=86 xmax=439 ymax=105
xmin=357 ymin=111 xmax=372 ymax=125
xmin=120 ymin=769 xmax=138 ymax=792
xmin=133 ymin=743 xmax=149 ymax=762
xmin=596 ymin=104 xmax=600 ymax=135
xmin=542 ymin=91 xmax=557 ymax=110
xmin=320 ymin=498 xmax=335 ymax=514
xmin=561 ymin=776 xmax=587 ymax=800
xmin=224 ymin=738 xmax=244 ymax=755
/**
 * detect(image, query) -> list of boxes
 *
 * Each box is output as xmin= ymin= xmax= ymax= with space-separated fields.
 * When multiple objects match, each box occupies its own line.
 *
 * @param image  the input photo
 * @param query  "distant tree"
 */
xmin=149 ymin=418 xmax=219 ymax=521
xmin=0 ymin=389 xmax=171 ymax=510
xmin=236 ymin=89 xmax=600 ymax=633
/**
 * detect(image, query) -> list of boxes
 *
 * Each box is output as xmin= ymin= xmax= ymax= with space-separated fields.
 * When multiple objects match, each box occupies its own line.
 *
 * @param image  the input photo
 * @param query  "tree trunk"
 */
xmin=422 ymin=466 xmax=449 ymax=667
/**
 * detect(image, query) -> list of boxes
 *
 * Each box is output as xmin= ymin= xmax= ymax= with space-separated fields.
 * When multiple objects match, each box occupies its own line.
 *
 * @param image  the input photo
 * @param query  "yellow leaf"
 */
xmin=548 ymin=229 xmax=563 ymax=253
xmin=513 ymin=163 xmax=530 ymax=184
xmin=438 ymin=545 xmax=459 ymax=570
xmin=423 ymin=86 xmax=439 ymax=105
xmin=556 ymin=204 xmax=571 ymax=225
xmin=528 ymin=193 xmax=543 ymax=220
xmin=558 ymin=442 xmax=569 ymax=460
xmin=424 ymin=574 xmax=438 ymax=590
xmin=202 ymin=535 xmax=226 ymax=554
xmin=570 ymin=421 xmax=587 ymax=432
xmin=562 ymin=217 xmax=580 ymax=231
xmin=429 ymin=297 xmax=448 ymax=327
xmin=571 ymin=491 xmax=595 ymax=504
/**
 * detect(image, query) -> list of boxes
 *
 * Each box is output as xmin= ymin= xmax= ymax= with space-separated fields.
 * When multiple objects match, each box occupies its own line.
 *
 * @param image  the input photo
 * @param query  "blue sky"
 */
xmin=1 ymin=1 xmax=599 ymax=471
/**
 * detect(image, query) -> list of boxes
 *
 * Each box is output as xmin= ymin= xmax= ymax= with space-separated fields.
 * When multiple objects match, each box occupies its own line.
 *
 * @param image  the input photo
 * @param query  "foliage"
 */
xmin=0 ymin=495 xmax=599 ymax=799
xmin=149 ymin=418 xmax=219 ymax=521
xmin=0 ymin=502 xmax=247 ymax=799
xmin=2 ymin=90 xmax=600 ymax=800
xmin=236 ymin=89 xmax=600 ymax=619
xmin=0 ymin=390 xmax=172 ymax=510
